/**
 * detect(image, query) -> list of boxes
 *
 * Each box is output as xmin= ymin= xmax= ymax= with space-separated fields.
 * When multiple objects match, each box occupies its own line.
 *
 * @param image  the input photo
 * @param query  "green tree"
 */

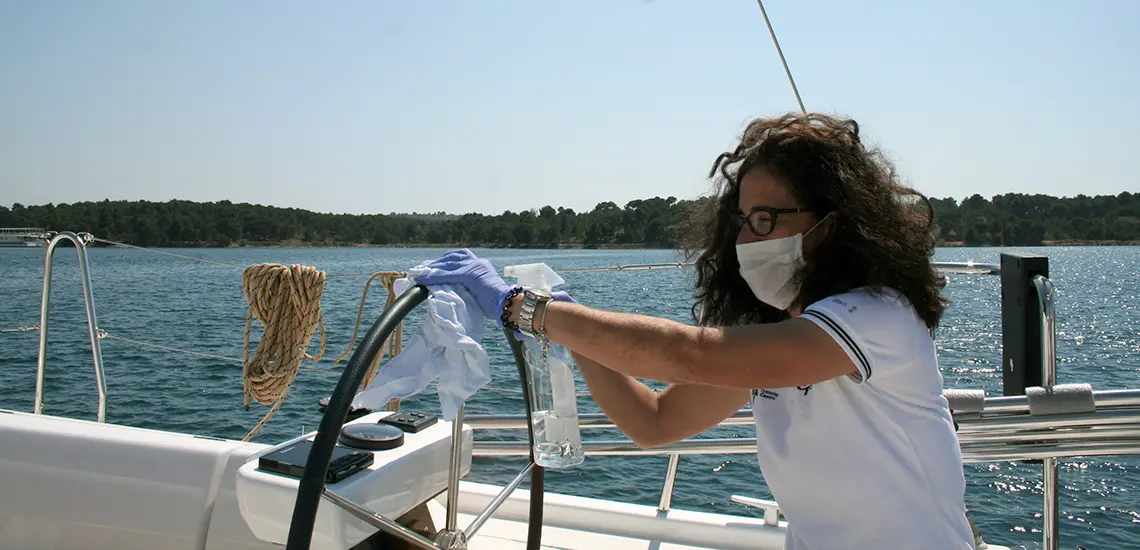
xmin=6 ymin=191 xmax=1138 ymax=249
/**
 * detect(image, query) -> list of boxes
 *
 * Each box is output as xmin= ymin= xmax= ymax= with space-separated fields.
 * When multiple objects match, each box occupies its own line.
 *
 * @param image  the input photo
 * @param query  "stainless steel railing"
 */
xmin=34 ymin=231 xmax=108 ymax=423
xmin=467 ymin=387 xmax=1140 ymax=432
xmin=1032 ymin=273 xmax=1059 ymax=550
xmin=465 ymin=386 xmax=1140 ymax=550
xmin=934 ymin=261 xmax=1001 ymax=274
xmin=462 ymin=390 xmax=1140 ymax=481
xmin=657 ymin=453 xmax=680 ymax=511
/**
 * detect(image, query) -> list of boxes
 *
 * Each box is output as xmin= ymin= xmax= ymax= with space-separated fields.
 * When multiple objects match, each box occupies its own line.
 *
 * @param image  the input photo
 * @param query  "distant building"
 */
xmin=0 ymin=228 xmax=45 ymax=247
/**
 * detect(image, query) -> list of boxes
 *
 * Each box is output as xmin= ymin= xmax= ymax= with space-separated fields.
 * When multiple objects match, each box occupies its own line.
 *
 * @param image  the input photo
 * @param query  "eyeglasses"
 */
xmin=728 ymin=206 xmax=810 ymax=237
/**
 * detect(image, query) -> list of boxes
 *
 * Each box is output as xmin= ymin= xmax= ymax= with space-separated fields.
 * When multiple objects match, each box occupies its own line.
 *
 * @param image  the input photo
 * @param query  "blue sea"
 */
xmin=1 ymin=245 xmax=1137 ymax=549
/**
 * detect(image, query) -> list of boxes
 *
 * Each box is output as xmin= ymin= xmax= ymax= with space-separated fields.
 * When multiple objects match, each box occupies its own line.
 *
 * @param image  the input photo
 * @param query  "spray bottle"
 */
xmin=503 ymin=262 xmax=585 ymax=469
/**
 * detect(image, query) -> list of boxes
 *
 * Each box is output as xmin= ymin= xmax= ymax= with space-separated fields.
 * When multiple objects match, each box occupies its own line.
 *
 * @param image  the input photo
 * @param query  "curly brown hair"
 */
xmin=685 ymin=112 xmax=948 ymax=330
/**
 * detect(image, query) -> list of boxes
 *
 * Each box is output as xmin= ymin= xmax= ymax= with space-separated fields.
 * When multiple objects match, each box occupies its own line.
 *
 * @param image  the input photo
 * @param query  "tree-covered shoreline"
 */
xmin=3 ymin=191 xmax=1137 ymax=249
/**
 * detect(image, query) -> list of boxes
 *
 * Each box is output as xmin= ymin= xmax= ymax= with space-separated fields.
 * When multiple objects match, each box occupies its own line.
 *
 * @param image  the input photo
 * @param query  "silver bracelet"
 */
xmin=518 ymin=288 xmax=550 ymax=339
xmin=537 ymin=298 xmax=554 ymax=362
xmin=536 ymin=298 xmax=551 ymax=336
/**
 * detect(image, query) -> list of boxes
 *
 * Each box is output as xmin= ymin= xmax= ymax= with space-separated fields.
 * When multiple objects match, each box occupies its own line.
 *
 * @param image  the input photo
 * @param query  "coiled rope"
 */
xmin=241 ymin=263 xmax=328 ymax=439
xmin=239 ymin=264 xmax=409 ymax=440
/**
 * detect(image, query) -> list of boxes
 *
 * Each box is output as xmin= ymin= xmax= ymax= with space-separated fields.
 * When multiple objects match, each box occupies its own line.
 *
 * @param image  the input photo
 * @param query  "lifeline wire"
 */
xmin=91 ymin=329 xmax=590 ymax=397
xmin=91 ymin=237 xmax=244 ymax=268
xmin=89 ymin=234 xmax=698 ymax=276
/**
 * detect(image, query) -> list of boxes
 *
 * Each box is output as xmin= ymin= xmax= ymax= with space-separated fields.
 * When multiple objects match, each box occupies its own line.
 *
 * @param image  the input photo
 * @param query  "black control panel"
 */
xmin=257 ymin=439 xmax=374 ymax=484
xmin=379 ymin=411 xmax=438 ymax=433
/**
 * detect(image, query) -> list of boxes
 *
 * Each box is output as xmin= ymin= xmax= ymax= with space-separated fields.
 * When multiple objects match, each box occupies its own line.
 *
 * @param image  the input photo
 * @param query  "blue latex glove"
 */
xmin=415 ymin=249 xmax=514 ymax=327
xmin=550 ymin=290 xmax=576 ymax=304
xmin=415 ymin=249 xmax=578 ymax=329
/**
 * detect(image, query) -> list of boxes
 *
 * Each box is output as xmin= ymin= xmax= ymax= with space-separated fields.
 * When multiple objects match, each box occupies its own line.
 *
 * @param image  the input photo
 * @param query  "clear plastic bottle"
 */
xmin=503 ymin=263 xmax=585 ymax=469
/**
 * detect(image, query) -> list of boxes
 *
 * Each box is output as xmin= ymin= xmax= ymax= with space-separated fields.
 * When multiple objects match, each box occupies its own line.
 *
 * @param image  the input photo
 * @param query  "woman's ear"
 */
xmin=806 ymin=212 xmax=838 ymax=250
xmin=822 ymin=211 xmax=839 ymax=236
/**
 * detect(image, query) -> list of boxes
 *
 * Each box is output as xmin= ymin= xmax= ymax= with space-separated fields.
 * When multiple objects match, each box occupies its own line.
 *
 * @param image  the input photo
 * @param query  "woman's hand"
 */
xmin=415 ymin=249 xmax=579 ymax=329
xmin=415 ymin=249 xmax=514 ymax=327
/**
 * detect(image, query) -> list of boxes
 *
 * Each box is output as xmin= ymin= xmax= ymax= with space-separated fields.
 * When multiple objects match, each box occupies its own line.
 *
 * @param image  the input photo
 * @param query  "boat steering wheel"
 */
xmin=284 ymin=284 xmax=545 ymax=550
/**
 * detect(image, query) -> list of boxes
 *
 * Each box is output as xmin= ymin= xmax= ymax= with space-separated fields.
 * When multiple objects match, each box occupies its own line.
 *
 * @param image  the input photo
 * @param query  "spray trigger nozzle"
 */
xmin=503 ymin=263 xmax=564 ymax=292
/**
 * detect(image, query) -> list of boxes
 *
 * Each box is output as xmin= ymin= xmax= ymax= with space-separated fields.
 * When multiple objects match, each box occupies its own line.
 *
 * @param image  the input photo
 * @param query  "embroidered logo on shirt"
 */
xmin=796 ymin=385 xmax=813 ymax=395
xmin=751 ymin=389 xmax=780 ymax=401
xmin=830 ymin=297 xmax=858 ymax=313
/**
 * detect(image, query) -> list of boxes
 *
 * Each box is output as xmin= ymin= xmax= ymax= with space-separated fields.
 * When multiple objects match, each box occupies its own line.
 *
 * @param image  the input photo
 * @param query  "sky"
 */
xmin=1 ymin=1 xmax=1137 ymax=216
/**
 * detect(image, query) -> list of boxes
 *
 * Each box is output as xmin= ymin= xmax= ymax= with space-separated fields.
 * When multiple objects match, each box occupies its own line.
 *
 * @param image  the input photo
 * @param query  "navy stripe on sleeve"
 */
xmin=801 ymin=309 xmax=872 ymax=381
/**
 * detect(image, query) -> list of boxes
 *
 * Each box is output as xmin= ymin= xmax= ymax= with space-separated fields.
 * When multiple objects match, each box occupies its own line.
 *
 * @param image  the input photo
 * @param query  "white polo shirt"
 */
xmin=750 ymin=287 xmax=974 ymax=549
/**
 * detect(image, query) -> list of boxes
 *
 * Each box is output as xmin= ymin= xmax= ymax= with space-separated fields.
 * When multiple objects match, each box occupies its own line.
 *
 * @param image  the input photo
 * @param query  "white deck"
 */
xmin=433 ymin=483 xmax=1009 ymax=550
xmin=435 ymin=481 xmax=786 ymax=550
xmin=0 ymin=408 xmax=1009 ymax=550
xmin=0 ymin=409 xmax=786 ymax=550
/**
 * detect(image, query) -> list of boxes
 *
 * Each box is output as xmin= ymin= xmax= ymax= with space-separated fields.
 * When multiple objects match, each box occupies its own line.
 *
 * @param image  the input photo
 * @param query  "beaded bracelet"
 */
xmin=500 ymin=285 xmax=523 ymax=331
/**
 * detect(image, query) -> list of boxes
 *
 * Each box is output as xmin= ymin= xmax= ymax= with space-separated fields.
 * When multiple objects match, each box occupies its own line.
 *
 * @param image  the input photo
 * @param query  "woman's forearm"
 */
xmin=572 ymin=352 xmax=663 ymax=446
xmin=506 ymin=291 xmax=849 ymax=389
xmin=539 ymin=300 xmax=709 ymax=385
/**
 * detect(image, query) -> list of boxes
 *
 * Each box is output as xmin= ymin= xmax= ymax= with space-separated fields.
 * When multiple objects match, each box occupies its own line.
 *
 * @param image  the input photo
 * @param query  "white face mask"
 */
xmin=735 ymin=216 xmax=829 ymax=310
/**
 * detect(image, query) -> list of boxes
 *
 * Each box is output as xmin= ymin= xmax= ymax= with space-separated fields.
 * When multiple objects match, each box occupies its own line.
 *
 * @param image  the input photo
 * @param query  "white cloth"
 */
xmin=351 ymin=266 xmax=491 ymax=421
xmin=750 ymin=287 xmax=974 ymax=550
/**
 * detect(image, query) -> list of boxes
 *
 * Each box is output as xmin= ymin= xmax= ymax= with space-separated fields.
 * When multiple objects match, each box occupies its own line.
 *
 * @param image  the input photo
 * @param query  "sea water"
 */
xmin=1 ymin=246 xmax=1137 ymax=548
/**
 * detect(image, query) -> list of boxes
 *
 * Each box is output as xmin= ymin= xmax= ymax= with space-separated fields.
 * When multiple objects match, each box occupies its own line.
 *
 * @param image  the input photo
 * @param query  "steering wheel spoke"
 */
xmin=321 ymin=488 xmax=440 ymax=550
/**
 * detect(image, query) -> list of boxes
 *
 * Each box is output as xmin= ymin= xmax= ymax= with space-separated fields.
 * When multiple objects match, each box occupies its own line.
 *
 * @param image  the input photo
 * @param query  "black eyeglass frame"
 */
xmin=729 ymin=206 xmax=811 ymax=237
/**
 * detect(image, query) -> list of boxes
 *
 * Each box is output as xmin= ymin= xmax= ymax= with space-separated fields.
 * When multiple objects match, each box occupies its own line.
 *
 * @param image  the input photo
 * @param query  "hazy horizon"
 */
xmin=5 ymin=189 xmax=1136 ymax=219
xmin=3 ymin=1 xmax=1138 ymax=215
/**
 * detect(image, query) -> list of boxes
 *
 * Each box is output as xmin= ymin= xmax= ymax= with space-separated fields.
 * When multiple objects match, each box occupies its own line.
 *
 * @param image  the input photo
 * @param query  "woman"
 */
xmin=416 ymin=113 xmax=974 ymax=549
